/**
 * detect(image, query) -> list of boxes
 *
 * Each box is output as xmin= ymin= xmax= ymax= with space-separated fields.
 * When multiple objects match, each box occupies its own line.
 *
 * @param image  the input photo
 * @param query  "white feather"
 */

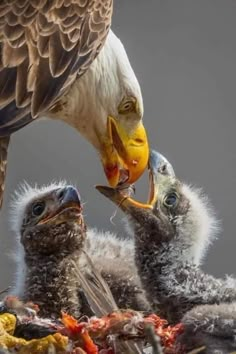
xmin=48 ymin=30 xmax=143 ymax=149
xmin=84 ymin=228 xmax=135 ymax=275
xmin=178 ymin=184 xmax=220 ymax=265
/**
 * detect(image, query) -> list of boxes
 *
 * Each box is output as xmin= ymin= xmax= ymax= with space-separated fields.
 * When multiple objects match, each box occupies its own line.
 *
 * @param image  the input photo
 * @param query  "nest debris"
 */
xmin=0 ymin=295 xmax=184 ymax=354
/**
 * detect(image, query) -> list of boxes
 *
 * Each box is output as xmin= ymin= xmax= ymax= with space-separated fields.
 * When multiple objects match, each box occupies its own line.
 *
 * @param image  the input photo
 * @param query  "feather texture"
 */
xmin=0 ymin=136 xmax=9 ymax=208
xmin=0 ymin=0 xmax=113 ymax=210
xmin=0 ymin=0 xmax=113 ymax=131
xmin=71 ymin=252 xmax=118 ymax=317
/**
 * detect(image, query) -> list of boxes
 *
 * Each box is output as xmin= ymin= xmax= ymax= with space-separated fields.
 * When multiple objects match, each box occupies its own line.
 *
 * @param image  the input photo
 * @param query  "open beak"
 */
xmin=38 ymin=186 xmax=83 ymax=225
xmin=96 ymin=154 xmax=156 ymax=212
xmin=96 ymin=185 xmax=153 ymax=213
xmin=147 ymin=149 xmax=176 ymax=206
xmin=38 ymin=203 xmax=83 ymax=226
xmin=97 ymin=149 xmax=176 ymax=212
xmin=100 ymin=116 xmax=149 ymax=187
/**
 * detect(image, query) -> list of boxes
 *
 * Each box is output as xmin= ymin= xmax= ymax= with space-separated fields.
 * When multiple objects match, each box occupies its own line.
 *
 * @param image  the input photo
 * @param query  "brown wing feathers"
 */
xmin=0 ymin=0 xmax=113 ymax=208
xmin=0 ymin=136 xmax=9 ymax=208
xmin=0 ymin=0 xmax=113 ymax=124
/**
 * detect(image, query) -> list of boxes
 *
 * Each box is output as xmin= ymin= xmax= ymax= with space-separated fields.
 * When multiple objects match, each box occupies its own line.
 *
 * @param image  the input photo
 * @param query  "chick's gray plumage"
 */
xmin=84 ymin=228 xmax=149 ymax=311
xmin=11 ymin=182 xmax=148 ymax=319
xmin=23 ymin=250 xmax=85 ymax=319
xmin=129 ymin=207 xmax=236 ymax=325
xmin=13 ymin=183 xmax=88 ymax=319
xmin=98 ymin=151 xmax=236 ymax=325
xmin=131 ymin=189 xmax=236 ymax=324
xmin=178 ymin=303 xmax=236 ymax=353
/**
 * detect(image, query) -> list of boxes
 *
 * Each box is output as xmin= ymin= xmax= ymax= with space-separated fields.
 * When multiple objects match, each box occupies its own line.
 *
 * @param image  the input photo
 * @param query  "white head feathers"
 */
xmin=95 ymin=30 xmax=144 ymax=117
xmin=59 ymin=30 xmax=144 ymax=148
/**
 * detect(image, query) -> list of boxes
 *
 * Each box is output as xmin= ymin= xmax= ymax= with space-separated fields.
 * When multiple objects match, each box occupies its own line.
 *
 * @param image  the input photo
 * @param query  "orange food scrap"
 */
xmin=61 ymin=312 xmax=98 ymax=354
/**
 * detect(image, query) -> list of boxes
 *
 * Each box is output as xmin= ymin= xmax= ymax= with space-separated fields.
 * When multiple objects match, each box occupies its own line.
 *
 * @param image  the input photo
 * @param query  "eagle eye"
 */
xmin=163 ymin=192 xmax=178 ymax=208
xmin=118 ymin=97 xmax=137 ymax=114
xmin=32 ymin=201 xmax=45 ymax=217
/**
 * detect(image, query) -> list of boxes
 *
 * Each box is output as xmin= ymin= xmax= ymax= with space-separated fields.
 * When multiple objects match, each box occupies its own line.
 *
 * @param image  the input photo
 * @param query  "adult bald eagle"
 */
xmin=0 ymin=0 xmax=149 ymax=206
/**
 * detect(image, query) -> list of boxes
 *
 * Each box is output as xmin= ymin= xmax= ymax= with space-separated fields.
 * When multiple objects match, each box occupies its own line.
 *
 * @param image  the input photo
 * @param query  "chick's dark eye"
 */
xmin=164 ymin=193 xmax=178 ymax=208
xmin=32 ymin=202 xmax=45 ymax=216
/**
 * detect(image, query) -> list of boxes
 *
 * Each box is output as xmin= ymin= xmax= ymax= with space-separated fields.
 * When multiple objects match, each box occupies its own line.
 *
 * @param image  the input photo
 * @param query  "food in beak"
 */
xmin=97 ymin=149 xmax=176 ymax=211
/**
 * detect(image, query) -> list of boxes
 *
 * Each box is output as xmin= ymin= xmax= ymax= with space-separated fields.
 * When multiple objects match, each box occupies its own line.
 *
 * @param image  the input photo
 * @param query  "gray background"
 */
xmin=0 ymin=0 xmax=236 ymax=290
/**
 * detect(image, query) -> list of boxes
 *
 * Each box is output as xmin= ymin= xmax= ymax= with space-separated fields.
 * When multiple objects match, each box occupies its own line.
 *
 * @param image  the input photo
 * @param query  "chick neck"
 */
xmin=127 ymin=208 xmax=236 ymax=324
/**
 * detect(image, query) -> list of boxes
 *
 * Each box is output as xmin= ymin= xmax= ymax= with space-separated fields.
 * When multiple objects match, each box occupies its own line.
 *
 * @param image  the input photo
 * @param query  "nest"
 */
xmin=0 ymin=257 xmax=205 ymax=354
xmin=0 ymin=295 xmax=185 ymax=354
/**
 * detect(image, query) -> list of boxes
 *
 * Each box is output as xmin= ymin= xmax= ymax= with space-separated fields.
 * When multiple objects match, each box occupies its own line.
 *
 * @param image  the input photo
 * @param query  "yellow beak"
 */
xmin=100 ymin=116 xmax=149 ymax=187
xmin=96 ymin=161 xmax=159 ymax=211
xmin=96 ymin=185 xmax=154 ymax=212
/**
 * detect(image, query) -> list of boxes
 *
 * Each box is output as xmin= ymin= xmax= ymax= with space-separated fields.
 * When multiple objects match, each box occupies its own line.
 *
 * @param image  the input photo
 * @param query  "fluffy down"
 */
xmin=10 ymin=181 xmax=148 ymax=318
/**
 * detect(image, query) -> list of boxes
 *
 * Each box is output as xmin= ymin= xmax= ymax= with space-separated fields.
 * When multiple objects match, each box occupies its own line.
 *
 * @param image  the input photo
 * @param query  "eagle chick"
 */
xmin=10 ymin=181 xmax=148 ymax=319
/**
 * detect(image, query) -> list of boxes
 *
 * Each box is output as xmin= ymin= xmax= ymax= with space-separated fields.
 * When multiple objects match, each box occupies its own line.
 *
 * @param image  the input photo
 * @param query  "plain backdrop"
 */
xmin=0 ymin=0 xmax=236 ymax=290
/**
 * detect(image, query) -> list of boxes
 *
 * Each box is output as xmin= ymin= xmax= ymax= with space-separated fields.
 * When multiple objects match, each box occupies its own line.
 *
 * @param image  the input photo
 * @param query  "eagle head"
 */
xmin=57 ymin=30 xmax=149 ymax=188
xmin=11 ymin=182 xmax=86 ymax=256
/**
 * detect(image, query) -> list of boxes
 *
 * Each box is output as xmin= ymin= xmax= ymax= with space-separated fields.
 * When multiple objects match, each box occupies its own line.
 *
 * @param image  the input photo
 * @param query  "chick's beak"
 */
xmin=147 ymin=149 xmax=176 ymax=205
xmin=100 ymin=116 xmax=149 ymax=187
xmin=38 ymin=186 xmax=82 ymax=225
xmin=56 ymin=186 xmax=81 ymax=207
xmin=96 ymin=185 xmax=153 ymax=213
xmin=97 ymin=150 xmax=176 ymax=211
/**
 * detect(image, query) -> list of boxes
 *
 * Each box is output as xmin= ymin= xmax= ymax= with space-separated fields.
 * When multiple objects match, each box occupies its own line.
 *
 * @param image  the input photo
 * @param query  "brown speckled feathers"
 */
xmin=0 ymin=0 xmax=113 ymax=124
xmin=0 ymin=136 xmax=9 ymax=207
xmin=0 ymin=0 xmax=113 ymax=207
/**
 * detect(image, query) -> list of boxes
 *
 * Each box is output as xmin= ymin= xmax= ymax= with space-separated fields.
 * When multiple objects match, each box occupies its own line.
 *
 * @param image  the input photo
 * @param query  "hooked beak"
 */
xmin=97 ymin=149 xmax=176 ymax=212
xmin=100 ymin=116 xmax=149 ymax=187
xmin=38 ymin=186 xmax=83 ymax=225
xmin=96 ymin=185 xmax=153 ymax=213
xmin=147 ymin=150 xmax=176 ymax=206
